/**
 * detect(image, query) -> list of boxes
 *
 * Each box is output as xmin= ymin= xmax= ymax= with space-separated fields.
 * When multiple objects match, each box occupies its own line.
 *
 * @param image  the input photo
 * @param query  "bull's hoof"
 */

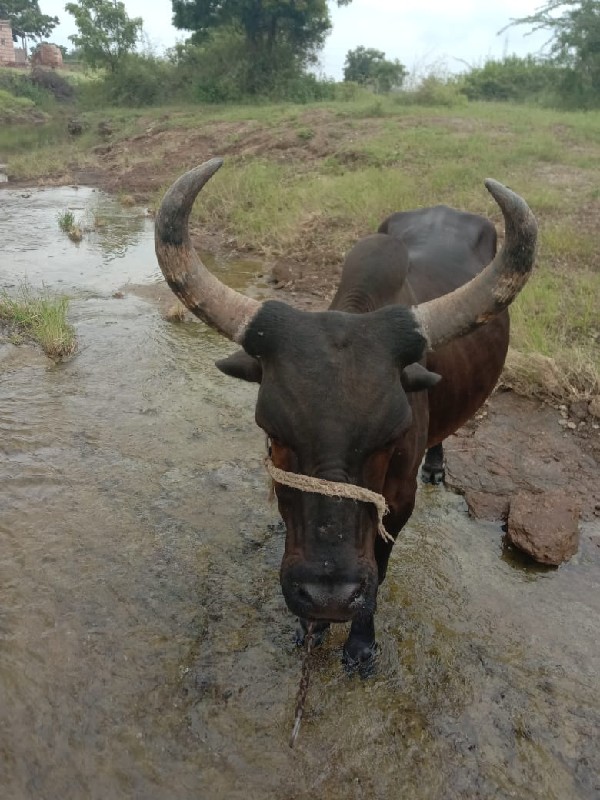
xmin=294 ymin=619 xmax=330 ymax=648
xmin=421 ymin=463 xmax=445 ymax=485
xmin=342 ymin=640 xmax=379 ymax=678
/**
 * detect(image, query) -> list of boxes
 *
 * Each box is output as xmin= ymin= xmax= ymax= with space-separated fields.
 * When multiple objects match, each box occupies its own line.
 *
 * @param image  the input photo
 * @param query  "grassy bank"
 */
xmin=2 ymin=97 xmax=598 ymax=398
xmin=0 ymin=287 xmax=77 ymax=360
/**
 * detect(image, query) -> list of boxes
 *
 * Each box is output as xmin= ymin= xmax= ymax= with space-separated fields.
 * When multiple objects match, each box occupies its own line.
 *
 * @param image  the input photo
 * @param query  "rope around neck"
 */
xmin=264 ymin=457 xmax=394 ymax=543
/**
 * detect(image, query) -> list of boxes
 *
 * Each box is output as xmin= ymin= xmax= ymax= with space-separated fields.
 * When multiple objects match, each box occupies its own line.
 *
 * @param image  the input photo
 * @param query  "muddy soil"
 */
xmin=445 ymin=391 xmax=600 ymax=524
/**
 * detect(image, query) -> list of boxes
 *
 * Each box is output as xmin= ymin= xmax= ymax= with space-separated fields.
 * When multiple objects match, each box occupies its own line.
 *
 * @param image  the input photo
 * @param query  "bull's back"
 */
xmin=379 ymin=204 xmax=497 ymax=299
xmin=380 ymin=204 xmax=508 ymax=446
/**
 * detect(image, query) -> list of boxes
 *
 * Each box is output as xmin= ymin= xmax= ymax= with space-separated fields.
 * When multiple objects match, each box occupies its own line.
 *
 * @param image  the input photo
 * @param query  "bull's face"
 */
xmin=217 ymin=301 xmax=434 ymax=623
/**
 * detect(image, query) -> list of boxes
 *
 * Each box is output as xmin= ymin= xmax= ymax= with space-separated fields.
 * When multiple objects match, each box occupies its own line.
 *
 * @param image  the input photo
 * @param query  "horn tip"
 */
xmin=194 ymin=157 xmax=224 ymax=179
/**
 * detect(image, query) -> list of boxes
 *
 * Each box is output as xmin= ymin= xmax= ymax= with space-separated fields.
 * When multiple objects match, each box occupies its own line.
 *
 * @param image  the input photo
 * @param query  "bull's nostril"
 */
xmin=349 ymin=587 xmax=363 ymax=603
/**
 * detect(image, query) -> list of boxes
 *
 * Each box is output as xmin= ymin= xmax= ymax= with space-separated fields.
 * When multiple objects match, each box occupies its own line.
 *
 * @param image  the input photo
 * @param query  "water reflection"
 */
xmin=82 ymin=195 xmax=148 ymax=261
xmin=0 ymin=186 xmax=158 ymax=294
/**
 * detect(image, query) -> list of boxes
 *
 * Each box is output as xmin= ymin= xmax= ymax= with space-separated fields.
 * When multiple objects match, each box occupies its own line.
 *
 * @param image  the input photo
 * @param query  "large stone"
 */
xmin=589 ymin=396 xmax=600 ymax=420
xmin=506 ymin=490 xmax=580 ymax=566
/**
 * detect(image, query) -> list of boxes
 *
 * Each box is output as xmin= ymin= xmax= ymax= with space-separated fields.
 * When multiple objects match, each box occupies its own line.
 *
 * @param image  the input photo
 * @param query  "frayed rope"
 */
xmin=264 ymin=456 xmax=393 ymax=543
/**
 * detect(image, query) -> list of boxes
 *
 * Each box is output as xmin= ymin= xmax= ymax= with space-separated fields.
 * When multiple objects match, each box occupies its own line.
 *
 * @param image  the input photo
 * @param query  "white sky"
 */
xmin=39 ymin=0 xmax=550 ymax=78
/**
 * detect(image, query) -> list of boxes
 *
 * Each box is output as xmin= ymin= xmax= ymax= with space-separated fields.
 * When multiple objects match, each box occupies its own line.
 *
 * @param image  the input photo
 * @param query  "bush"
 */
xmin=168 ymin=36 xmax=247 ymax=103
xmin=0 ymin=88 xmax=48 ymax=124
xmin=400 ymin=75 xmax=468 ymax=108
xmin=170 ymin=34 xmax=338 ymax=104
xmin=30 ymin=67 xmax=76 ymax=102
xmin=556 ymin=66 xmax=600 ymax=110
xmin=78 ymin=54 xmax=176 ymax=107
xmin=268 ymin=73 xmax=337 ymax=103
xmin=460 ymin=56 xmax=559 ymax=103
xmin=0 ymin=69 xmax=53 ymax=107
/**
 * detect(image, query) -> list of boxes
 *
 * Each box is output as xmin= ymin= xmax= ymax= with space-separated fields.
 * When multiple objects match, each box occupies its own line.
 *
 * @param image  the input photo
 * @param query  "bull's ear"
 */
xmin=216 ymin=350 xmax=262 ymax=383
xmin=401 ymin=363 xmax=441 ymax=392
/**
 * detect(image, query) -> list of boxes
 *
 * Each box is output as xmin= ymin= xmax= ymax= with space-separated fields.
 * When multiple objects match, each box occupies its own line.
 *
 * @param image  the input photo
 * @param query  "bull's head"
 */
xmin=155 ymin=159 xmax=537 ymax=625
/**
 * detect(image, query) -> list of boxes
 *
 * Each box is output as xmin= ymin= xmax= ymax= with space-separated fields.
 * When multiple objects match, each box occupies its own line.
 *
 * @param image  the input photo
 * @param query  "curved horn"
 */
xmin=412 ymin=180 xmax=537 ymax=351
xmin=155 ymin=158 xmax=262 ymax=342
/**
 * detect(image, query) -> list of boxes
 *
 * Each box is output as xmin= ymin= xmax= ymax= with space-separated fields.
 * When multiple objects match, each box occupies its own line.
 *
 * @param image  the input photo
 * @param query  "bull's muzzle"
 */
xmin=280 ymin=561 xmax=377 ymax=622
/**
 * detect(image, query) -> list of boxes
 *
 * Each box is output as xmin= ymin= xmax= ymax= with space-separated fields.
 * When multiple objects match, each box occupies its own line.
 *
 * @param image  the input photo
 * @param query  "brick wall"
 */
xmin=0 ymin=20 xmax=16 ymax=65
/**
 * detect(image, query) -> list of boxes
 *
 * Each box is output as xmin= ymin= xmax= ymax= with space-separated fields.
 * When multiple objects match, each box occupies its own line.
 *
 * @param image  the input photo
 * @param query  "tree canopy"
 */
xmin=65 ymin=0 xmax=143 ymax=73
xmin=0 ymin=0 xmax=58 ymax=41
xmin=502 ymin=0 xmax=600 ymax=106
xmin=343 ymin=46 xmax=407 ymax=93
xmin=172 ymin=0 xmax=351 ymax=65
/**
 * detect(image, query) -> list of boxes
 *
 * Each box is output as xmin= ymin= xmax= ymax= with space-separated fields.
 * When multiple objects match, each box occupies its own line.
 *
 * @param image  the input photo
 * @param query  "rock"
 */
xmin=589 ymin=396 xmax=600 ymax=420
xmin=506 ymin=490 xmax=580 ymax=565
xmin=569 ymin=400 xmax=589 ymax=421
xmin=464 ymin=491 xmax=509 ymax=522
xmin=98 ymin=120 xmax=113 ymax=137
xmin=270 ymin=261 xmax=295 ymax=285
xmin=67 ymin=118 xmax=84 ymax=136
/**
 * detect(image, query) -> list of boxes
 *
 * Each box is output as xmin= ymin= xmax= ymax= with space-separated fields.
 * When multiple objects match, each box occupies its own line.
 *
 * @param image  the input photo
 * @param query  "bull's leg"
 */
xmin=421 ymin=442 xmax=445 ymax=484
xmin=295 ymin=618 xmax=330 ymax=647
xmin=343 ymin=615 xmax=377 ymax=675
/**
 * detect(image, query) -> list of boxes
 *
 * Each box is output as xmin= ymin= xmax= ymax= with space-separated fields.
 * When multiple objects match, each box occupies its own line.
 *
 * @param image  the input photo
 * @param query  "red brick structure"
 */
xmin=0 ymin=19 xmax=16 ymax=64
xmin=32 ymin=43 xmax=63 ymax=68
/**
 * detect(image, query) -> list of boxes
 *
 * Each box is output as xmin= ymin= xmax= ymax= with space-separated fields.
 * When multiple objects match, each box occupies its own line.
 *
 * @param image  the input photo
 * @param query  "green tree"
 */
xmin=343 ymin=46 xmax=406 ymax=92
xmin=502 ymin=0 xmax=600 ymax=107
xmin=65 ymin=0 xmax=143 ymax=73
xmin=171 ymin=0 xmax=352 ymax=91
xmin=0 ymin=0 xmax=58 ymax=44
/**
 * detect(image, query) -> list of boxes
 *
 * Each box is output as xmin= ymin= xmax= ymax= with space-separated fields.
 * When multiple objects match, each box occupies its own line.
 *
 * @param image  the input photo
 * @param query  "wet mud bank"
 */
xmin=1 ymin=186 xmax=599 ymax=799
xmin=446 ymin=391 xmax=600 ymax=522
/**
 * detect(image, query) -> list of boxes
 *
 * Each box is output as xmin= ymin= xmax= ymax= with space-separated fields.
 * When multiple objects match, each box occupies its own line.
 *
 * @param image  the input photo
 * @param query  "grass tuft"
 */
xmin=57 ymin=209 xmax=84 ymax=242
xmin=0 ymin=286 xmax=77 ymax=360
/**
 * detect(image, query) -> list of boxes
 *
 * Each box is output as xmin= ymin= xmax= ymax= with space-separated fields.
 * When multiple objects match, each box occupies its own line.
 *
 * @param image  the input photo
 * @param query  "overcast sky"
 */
xmin=39 ymin=0 xmax=550 ymax=78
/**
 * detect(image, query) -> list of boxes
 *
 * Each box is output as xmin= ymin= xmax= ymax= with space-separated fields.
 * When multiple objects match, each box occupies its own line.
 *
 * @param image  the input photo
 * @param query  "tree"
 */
xmin=65 ymin=0 xmax=143 ymax=73
xmin=171 ymin=0 xmax=352 ymax=91
xmin=0 ymin=1 xmax=58 ymax=47
xmin=343 ymin=46 xmax=407 ymax=93
xmin=502 ymin=0 xmax=600 ymax=107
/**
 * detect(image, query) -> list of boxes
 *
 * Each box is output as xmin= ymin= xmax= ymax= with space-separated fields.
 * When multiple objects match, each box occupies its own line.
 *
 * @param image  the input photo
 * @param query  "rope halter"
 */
xmin=264 ymin=455 xmax=394 ymax=543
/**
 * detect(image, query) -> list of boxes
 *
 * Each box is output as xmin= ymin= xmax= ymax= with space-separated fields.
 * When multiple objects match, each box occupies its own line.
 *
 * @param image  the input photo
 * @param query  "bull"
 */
xmin=155 ymin=158 xmax=537 ymax=669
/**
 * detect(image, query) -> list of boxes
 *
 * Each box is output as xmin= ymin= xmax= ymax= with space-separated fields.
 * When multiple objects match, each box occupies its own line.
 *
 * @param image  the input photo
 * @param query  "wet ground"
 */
xmin=1 ymin=187 xmax=599 ymax=799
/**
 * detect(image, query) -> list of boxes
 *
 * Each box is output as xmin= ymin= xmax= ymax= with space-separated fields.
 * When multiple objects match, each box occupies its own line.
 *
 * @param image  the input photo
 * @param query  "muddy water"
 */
xmin=1 ymin=187 xmax=599 ymax=800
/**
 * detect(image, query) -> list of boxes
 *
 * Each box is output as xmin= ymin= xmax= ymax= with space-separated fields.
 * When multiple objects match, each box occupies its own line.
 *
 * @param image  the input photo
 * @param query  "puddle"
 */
xmin=0 ymin=187 xmax=599 ymax=799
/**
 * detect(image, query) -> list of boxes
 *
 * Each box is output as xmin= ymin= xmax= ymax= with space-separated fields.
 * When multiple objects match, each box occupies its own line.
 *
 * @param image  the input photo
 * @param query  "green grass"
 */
xmin=0 ymin=287 xmax=77 ymax=360
xmin=0 ymin=88 xmax=39 ymax=124
xmin=56 ymin=209 xmax=84 ymax=242
xmin=506 ymin=265 xmax=600 ymax=399
xmin=57 ymin=209 xmax=76 ymax=232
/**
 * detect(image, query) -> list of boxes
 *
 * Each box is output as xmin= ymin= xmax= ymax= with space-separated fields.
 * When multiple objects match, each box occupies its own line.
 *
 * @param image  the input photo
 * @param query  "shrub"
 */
xmin=30 ymin=66 xmax=76 ymax=102
xmin=78 ymin=54 xmax=176 ymax=107
xmin=0 ymin=69 xmax=52 ymax=107
xmin=460 ymin=56 xmax=559 ymax=103
xmin=400 ymin=75 xmax=468 ymax=108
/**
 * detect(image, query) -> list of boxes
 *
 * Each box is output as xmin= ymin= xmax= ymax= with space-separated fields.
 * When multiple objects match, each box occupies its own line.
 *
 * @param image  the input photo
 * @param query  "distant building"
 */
xmin=32 ymin=43 xmax=63 ymax=68
xmin=0 ymin=19 xmax=16 ymax=65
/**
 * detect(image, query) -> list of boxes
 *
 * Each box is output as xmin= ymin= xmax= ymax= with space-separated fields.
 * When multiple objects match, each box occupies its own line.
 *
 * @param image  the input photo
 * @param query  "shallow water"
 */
xmin=0 ymin=187 xmax=599 ymax=799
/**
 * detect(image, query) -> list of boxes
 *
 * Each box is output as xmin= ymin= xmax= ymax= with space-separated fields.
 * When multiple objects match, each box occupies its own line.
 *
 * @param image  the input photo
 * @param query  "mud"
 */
xmin=445 ymin=392 xmax=600 ymax=523
xmin=1 ymin=186 xmax=600 ymax=799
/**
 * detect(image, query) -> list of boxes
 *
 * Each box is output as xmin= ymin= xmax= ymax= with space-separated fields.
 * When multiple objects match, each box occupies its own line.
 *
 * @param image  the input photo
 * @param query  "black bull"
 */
xmin=155 ymin=159 xmax=537 ymax=669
